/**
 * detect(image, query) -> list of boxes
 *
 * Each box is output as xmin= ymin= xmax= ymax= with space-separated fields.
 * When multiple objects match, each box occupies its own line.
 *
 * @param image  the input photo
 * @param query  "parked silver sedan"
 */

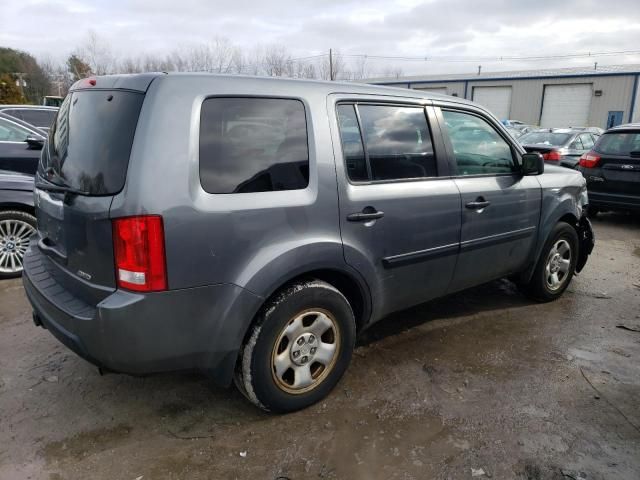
xmin=519 ymin=128 xmax=599 ymax=169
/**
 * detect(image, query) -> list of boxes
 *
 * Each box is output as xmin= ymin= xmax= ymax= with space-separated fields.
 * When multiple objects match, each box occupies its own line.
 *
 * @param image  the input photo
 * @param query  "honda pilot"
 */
xmin=23 ymin=73 xmax=594 ymax=412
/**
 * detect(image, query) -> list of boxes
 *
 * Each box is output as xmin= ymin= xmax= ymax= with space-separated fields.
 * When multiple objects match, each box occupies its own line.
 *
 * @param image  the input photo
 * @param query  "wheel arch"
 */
xmin=0 ymin=202 xmax=35 ymax=216
xmin=518 ymin=200 xmax=581 ymax=284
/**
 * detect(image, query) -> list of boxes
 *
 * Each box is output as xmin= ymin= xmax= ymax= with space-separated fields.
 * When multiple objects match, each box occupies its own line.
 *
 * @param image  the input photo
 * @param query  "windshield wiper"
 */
xmin=35 ymin=179 xmax=89 ymax=196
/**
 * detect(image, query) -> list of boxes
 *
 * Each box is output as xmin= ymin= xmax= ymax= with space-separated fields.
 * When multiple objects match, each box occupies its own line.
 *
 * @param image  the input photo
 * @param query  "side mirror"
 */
xmin=25 ymin=135 xmax=45 ymax=150
xmin=522 ymin=152 xmax=544 ymax=175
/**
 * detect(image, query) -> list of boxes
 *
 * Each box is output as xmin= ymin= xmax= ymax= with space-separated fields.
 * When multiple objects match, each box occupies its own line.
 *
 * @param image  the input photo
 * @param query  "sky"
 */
xmin=1 ymin=0 xmax=640 ymax=77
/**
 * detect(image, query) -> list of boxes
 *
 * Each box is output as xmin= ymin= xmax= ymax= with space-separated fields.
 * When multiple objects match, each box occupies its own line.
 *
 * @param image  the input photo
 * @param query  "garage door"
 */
xmin=472 ymin=86 xmax=512 ymax=120
xmin=414 ymin=87 xmax=447 ymax=95
xmin=540 ymin=84 xmax=592 ymax=127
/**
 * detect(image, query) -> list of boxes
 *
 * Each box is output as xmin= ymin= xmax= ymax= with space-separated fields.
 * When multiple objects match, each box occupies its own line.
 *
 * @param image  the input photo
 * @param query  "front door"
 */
xmin=437 ymin=107 xmax=541 ymax=293
xmin=330 ymin=98 xmax=461 ymax=318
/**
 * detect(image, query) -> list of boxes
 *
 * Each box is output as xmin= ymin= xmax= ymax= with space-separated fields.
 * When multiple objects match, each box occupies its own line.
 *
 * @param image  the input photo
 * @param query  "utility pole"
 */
xmin=329 ymin=48 xmax=334 ymax=81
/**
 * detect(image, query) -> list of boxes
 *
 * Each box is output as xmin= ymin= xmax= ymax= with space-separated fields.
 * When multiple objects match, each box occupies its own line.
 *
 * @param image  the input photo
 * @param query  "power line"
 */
xmin=337 ymin=49 xmax=640 ymax=63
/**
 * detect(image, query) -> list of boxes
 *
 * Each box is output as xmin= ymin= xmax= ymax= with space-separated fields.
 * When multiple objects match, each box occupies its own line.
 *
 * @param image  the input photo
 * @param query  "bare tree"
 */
xmin=382 ymin=66 xmax=404 ymax=79
xmin=80 ymin=30 xmax=114 ymax=75
xmin=263 ymin=45 xmax=293 ymax=77
xmin=350 ymin=55 xmax=370 ymax=81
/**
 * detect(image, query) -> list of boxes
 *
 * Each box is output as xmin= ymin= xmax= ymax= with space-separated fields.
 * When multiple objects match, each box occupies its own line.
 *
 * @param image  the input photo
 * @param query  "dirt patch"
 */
xmin=41 ymin=424 xmax=132 ymax=463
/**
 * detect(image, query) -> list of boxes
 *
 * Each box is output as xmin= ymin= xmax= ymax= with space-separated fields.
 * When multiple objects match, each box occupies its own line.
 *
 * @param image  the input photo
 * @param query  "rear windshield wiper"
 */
xmin=35 ymin=179 xmax=89 ymax=196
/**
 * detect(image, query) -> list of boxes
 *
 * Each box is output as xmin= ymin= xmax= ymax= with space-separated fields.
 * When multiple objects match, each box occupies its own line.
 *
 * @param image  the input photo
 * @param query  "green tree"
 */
xmin=67 ymin=54 xmax=93 ymax=82
xmin=0 ymin=74 xmax=25 ymax=104
xmin=0 ymin=47 xmax=51 ymax=104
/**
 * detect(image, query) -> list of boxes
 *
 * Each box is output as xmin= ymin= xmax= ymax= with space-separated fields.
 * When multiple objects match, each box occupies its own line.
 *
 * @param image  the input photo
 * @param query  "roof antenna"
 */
xmin=594 ymin=62 xmax=598 ymax=70
xmin=477 ymin=65 xmax=482 ymax=75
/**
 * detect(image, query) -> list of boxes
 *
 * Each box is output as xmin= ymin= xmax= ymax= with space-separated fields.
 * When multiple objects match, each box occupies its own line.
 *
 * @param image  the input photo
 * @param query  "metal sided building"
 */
xmin=367 ymin=64 xmax=640 ymax=129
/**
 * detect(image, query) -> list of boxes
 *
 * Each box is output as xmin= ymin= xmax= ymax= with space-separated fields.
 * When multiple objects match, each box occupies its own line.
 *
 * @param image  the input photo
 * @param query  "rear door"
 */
xmin=436 ymin=105 xmax=541 ymax=293
xmin=35 ymin=88 xmax=145 ymax=303
xmin=330 ymin=96 xmax=461 ymax=316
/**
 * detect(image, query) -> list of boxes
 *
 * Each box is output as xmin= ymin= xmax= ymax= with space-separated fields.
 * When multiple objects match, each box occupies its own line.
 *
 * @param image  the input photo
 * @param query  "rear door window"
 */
xmin=441 ymin=110 xmax=517 ymax=176
xmin=579 ymin=133 xmax=594 ymax=150
xmin=336 ymin=103 xmax=437 ymax=182
xmin=570 ymin=136 xmax=584 ymax=150
xmin=199 ymin=97 xmax=309 ymax=194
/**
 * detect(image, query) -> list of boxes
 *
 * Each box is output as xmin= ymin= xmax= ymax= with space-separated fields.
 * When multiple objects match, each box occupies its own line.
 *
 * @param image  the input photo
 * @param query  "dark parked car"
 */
xmin=0 ymin=169 xmax=36 ymax=278
xmin=520 ymin=128 xmax=599 ymax=169
xmin=0 ymin=105 xmax=58 ymax=134
xmin=0 ymin=112 xmax=45 ymax=175
xmin=23 ymin=74 xmax=593 ymax=413
xmin=578 ymin=123 xmax=640 ymax=214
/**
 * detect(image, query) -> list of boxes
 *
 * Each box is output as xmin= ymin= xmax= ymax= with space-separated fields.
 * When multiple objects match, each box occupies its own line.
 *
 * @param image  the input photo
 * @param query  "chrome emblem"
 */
xmin=620 ymin=164 xmax=634 ymax=170
xmin=77 ymin=270 xmax=92 ymax=281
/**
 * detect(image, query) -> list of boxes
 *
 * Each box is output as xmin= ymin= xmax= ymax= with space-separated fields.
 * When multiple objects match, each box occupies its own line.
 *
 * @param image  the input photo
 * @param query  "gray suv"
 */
xmin=22 ymin=73 xmax=594 ymax=412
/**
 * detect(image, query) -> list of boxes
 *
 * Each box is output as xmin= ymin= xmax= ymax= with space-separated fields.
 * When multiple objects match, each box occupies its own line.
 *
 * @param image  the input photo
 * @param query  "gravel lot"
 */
xmin=1 ymin=212 xmax=639 ymax=480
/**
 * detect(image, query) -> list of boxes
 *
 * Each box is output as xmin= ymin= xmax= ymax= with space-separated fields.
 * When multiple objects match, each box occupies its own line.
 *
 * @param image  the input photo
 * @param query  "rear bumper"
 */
xmin=588 ymin=191 xmax=640 ymax=212
xmin=22 ymin=245 xmax=263 ymax=386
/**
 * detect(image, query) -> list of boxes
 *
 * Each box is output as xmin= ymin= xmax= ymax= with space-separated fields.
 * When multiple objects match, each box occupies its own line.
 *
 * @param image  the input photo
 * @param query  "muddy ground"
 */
xmin=1 ymin=212 xmax=639 ymax=480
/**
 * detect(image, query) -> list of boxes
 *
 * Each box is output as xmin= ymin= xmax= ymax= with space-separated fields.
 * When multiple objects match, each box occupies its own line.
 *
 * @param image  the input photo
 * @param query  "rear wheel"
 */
xmin=235 ymin=280 xmax=356 ymax=413
xmin=519 ymin=222 xmax=578 ymax=302
xmin=0 ymin=210 xmax=36 ymax=279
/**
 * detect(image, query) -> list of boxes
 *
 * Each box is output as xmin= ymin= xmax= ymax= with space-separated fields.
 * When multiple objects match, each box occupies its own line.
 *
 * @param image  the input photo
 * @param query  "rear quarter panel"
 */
xmin=110 ymin=76 xmax=348 ymax=299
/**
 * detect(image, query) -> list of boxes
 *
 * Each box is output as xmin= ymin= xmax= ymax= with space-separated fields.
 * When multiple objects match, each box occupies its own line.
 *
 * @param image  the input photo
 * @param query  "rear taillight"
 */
xmin=542 ymin=150 xmax=562 ymax=161
xmin=579 ymin=151 xmax=601 ymax=168
xmin=112 ymin=215 xmax=167 ymax=292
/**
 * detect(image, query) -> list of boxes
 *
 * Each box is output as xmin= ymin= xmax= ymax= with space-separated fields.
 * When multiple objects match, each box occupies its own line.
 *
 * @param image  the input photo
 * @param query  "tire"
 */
xmin=519 ymin=222 xmax=578 ymax=302
xmin=235 ymin=280 xmax=356 ymax=413
xmin=0 ymin=210 xmax=36 ymax=279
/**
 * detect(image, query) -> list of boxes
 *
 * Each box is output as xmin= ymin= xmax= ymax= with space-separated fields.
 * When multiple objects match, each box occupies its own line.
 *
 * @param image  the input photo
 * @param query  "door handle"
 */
xmin=347 ymin=208 xmax=385 ymax=222
xmin=465 ymin=198 xmax=491 ymax=210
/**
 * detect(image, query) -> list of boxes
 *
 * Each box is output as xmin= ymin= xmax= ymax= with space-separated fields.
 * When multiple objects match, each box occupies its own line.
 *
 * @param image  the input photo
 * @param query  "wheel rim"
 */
xmin=545 ymin=239 xmax=572 ymax=291
xmin=0 ymin=218 xmax=34 ymax=274
xmin=271 ymin=308 xmax=341 ymax=395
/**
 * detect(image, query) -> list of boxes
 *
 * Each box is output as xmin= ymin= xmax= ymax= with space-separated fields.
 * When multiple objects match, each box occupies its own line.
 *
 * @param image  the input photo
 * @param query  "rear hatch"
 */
xmin=590 ymin=130 xmax=640 ymax=195
xmin=34 ymin=85 xmax=145 ymax=304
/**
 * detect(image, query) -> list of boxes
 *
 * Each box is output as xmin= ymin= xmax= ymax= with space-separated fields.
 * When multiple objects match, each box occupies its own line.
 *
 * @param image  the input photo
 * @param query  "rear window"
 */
xmin=40 ymin=90 xmax=144 ymax=195
xmin=595 ymin=132 xmax=640 ymax=155
xmin=199 ymin=97 xmax=309 ymax=194
xmin=519 ymin=132 xmax=571 ymax=146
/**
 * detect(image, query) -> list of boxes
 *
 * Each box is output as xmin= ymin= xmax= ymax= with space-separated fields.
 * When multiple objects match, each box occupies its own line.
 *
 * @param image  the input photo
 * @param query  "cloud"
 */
xmin=0 ymin=0 xmax=639 ymax=75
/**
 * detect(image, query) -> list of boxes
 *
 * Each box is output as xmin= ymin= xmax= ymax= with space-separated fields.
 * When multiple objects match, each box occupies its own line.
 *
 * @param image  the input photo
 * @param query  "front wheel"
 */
xmin=235 ymin=280 xmax=356 ymax=413
xmin=519 ymin=222 xmax=578 ymax=302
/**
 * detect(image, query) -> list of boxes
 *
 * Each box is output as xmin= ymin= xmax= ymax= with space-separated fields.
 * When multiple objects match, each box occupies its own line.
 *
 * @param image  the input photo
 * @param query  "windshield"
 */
xmin=519 ymin=132 xmax=571 ymax=146
xmin=595 ymin=132 xmax=640 ymax=155
xmin=39 ymin=89 xmax=144 ymax=195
